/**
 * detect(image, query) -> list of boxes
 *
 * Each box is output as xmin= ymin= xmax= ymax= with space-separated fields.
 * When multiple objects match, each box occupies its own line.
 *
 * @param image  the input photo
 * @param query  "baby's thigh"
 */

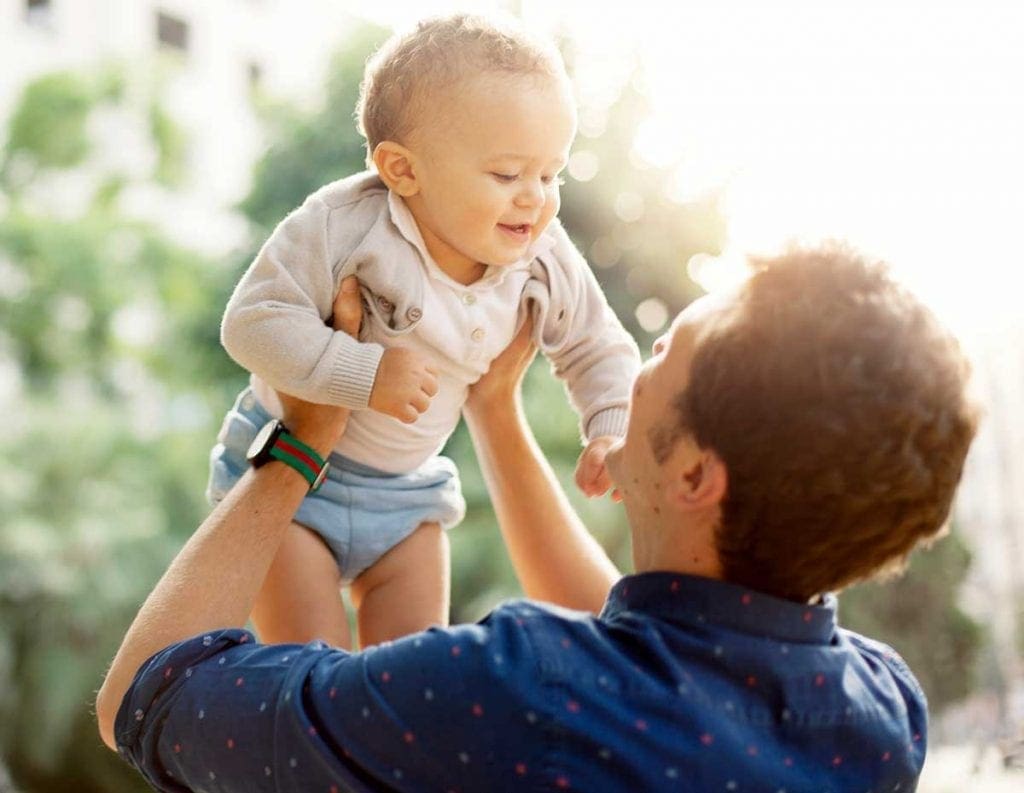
xmin=350 ymin=522 xmax=450 ymax=647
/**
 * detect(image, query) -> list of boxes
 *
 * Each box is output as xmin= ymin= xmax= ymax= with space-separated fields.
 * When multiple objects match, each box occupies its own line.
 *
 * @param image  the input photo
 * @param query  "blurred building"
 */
xmin=956 ymin=323 xmax=1024 ymax=725
xmin=0 ymin=0 xmax=357 ymax=253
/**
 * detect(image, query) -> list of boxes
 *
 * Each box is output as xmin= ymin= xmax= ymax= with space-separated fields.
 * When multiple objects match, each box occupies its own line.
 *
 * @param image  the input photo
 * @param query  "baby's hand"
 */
xmin=370 ymin=347 xmax=439 ymax=424
xmin=575 ymin=436 xmax=617 ymax=498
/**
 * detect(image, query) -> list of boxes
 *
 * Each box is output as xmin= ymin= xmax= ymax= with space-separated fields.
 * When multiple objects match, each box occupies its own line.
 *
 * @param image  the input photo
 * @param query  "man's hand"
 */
xmin=575 ymin=436 xmax=617 ymax=498
xmin=370 ymin=347 xmax=439 ymax=424
xmin=464 ymin=317 xmax=537 ymax=417
xmin=277 ymin=276 xmax=363 ymax=446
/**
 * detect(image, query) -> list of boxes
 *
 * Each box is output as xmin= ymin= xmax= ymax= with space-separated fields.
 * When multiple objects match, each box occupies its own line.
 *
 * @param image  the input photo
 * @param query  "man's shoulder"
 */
xmin=839 ymin=627 xmax=929 ymax=709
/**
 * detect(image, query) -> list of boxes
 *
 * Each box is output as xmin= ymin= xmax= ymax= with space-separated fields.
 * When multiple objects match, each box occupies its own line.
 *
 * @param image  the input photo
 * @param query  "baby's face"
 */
xmin=407 ymin=72 xmax=577 ymax=277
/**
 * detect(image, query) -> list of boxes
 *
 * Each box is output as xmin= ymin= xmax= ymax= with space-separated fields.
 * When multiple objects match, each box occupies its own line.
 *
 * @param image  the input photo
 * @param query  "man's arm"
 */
xmin=96 ymin=280 xmax=362 ymax=750
xmin=463 ymin=323 xmax=620 ymax=614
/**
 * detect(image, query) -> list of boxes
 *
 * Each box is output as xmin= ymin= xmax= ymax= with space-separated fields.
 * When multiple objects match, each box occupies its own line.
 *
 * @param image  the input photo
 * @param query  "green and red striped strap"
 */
xmin=269 ymin=432 xmax=328 ymax=491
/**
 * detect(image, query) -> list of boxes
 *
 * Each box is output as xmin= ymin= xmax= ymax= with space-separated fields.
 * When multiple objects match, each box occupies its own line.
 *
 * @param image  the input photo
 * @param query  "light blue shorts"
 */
xmin=207 ymin=387 xmax=466 ymax=583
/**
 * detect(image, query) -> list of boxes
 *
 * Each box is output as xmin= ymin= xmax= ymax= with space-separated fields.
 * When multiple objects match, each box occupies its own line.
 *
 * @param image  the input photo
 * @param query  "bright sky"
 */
xmin=350 ymin=0 xmax=1023 ymax=340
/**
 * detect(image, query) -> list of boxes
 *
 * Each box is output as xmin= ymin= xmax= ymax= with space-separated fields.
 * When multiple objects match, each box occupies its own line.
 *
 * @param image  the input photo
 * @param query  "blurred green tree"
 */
xmin=839 ymin=527 xmax=984 ymax=714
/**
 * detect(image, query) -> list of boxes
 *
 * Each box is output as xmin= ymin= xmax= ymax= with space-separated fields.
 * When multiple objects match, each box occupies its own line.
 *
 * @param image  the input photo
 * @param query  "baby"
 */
xmin=208 ymin=14 xmax=640 ymax=649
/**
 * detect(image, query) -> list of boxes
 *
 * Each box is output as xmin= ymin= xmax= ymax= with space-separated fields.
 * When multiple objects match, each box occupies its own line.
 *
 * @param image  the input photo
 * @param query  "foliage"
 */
xmin=839 ymin=527 xmax=984 ymax=714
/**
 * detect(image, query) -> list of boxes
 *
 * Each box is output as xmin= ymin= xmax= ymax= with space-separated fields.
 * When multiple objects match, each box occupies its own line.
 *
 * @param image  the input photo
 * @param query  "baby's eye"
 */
xmin=541 ymin=174 xmax=566 ymax=186
xmin=491 ymin=172 xmax=519 ymax=183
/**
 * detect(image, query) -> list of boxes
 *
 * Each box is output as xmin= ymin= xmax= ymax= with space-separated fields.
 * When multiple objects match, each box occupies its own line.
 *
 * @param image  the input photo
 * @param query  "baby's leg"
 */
xmin=349 ymin=522 xmax=450 ymax=648
xmin=250 ymin=521 xmax=351 ymax=649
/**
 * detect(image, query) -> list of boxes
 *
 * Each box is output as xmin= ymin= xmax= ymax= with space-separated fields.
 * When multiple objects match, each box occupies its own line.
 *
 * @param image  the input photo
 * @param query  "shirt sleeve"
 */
xmin=529 ymin=222 xmax=641 ymax=441
xmin=114 ymin=613 xmax=551 ymax=792
xmin=219 ymin=193 xmax=384 ymax=409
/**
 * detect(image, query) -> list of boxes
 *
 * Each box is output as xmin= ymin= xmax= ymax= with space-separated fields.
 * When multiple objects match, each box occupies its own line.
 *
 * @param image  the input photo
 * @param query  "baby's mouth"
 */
xmin=498 ymin=223 xmax=531 ymax=237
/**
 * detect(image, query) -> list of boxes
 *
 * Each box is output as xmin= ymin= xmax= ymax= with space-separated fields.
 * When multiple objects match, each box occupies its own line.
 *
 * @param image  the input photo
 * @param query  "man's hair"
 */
xmin=355 ymin=14 xmax=566 ymax=163
xmin=675 ymin=243 xmax=979 ymax=601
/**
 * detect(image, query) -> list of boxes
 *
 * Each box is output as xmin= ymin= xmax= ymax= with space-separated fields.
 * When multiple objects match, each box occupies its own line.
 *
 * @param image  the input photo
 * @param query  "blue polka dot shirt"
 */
xmin=114 ymin=572 xmax=927 ymax=791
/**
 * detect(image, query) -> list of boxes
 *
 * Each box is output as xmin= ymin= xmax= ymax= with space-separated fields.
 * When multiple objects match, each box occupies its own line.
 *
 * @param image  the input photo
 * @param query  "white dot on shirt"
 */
xmin=289 ymin=757 xmax=297 ymax=768
xmin=781 ymin=709 xmax=791 ymax=721
xmin=134 ymin=709 xmax=144 ymax=722
xmin=414 ymin=638 xmax=423 ymax=648
xmin=714 ymin=646 xmax=724 ymax=656
xmin=198 ymin=709 xmax=205 ymax=720
xmin=282 ymin=656 xmax=290 ymax=663
xmin=781 ymin=645 xmax=790 ymax=655
xmin=218 ymin=656 xmax=226 ymax=665
xmin=666 ymin=767 xmax=679 ymax=778
xmin=494 ymin=654 xmax=503 ymax=664
xmin=362 ymin=707 xmax=370 ymax=719
xmin=185 ymin=668 xmax=193 ymax=678
xmin=259 ymin=701 xmax=267 ymax=712
xmin=725 ymin=701 xmax=735 ymax=712
xmin=526 ymin=711 xmax=538 ymax=724
xmin=209 ymin=771 xmax=216 ymax=781
xmin=393 ymin=769 xmax=403 ymax=780
xmin=458 ymin=752 xmax=470 ymax=764
xmin=599 ymin=748 xmax=612 ymax=760
xmin=284 ymin=691 xmax=291 ymax=702
xmin=264 ymin=766 xmax=272 ymax=777
xmin=424 ymin=688 xmax=434 ymax=701
xmin=726 ymin=782 xmax=737 ymax=791
xmin=677 ymin=684 xmax=688 ymax=696
xmin=203 ymin=635 xmax=212 ymax=646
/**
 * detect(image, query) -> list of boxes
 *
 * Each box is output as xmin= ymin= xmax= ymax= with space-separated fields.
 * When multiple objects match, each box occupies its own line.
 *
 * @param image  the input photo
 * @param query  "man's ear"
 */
xmin=665 ymin=449 xmax=727 ymax=512
xmin=372 ymin=141 xmax=419 ymax=197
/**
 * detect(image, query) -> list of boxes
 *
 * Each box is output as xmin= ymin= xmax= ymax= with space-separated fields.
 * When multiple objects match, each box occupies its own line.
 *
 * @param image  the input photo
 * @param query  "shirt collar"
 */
xmin=386 ymin=189 xmax=556 ymax=289
xmin=600 ymin=571 xmax=838 ymax=645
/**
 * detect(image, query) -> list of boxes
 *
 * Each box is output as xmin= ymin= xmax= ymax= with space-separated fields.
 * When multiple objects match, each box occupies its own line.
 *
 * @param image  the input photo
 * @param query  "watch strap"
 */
xmin=268 ymin=431 xmax=329 ymax=491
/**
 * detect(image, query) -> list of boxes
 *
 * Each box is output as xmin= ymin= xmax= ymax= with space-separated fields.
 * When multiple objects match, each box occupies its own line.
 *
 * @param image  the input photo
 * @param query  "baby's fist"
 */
xmin=575 ymin=436 xmax=617 ymax=498
xmin=370 ymin=347 xmax=439 ymax=424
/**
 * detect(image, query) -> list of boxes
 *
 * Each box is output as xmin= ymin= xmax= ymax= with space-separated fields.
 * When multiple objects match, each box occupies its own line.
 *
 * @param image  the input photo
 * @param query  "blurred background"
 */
xmin=0 ymin=0 xmax=1021 ymax=790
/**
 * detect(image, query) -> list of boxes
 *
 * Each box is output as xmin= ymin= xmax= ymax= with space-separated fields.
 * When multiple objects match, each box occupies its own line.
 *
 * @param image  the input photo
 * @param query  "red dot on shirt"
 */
xmin=308 ymin=727 xmax=317 ymax=737
xmin=404 ymin=732 xmax=415 ymax=744
xmin=330 ymin=786 xmax=339 ymax=793
xmin=556 ymin=776 xmax=571 ymax=789
xmin=451 ymin=646 xmax=462 ymax=657
xmin=741 ymin=593 xmax=752 ymax=605
xmin=235 ymin=677 xmax=244 ymax=687
xmin=226 ymin=738 xmax=234 ymax=749
xmin=747 ymin=745 xmax=758 ymax=756
xmin=472 ymin=703 xmax=484 ymax=717
xmin=329 ymin=687 xmax=337 ymax=699
xmin=700 ymin=733 xmax=714 ymax=746
xmin=381 ymin=671 xmax=391 ymax=683
xmin=882 ymin=751 xmax=891 ymax=762
xmin=913 ymin=733 xmax=921 ymax=742
xmin=515 ymin=763 xmax=527 ymax=776
xmin=561 ymin=638 xmax=571 ymax=649
xmin=635 ymin=719 xmax=648 ymax=732
xmin=803 ymin=611 xmax=813 ymax=622
xmin=670 ymin=581 xmax=680 ymax=593
xmin=566 ymin=700 xmax=580 ymax=713
xmin=173 ymin=743 xmax=181 ymax=754
xmin=746 ymin=675 xmax=757 ymax=687
xmin=814 ymin=673 xmax=826 ymax=687
xmin=832 ymin=755 xmax=843 ymax=766
xmin=784 ymin=757 xmax=794 ymax=766
xmin=164 ymin=666 xmax=173 ymax=679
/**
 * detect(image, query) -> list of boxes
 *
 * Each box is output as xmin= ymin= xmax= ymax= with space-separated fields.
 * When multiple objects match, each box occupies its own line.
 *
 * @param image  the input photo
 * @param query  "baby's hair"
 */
xmin=356 ymin=13 xmax=567 ymax=163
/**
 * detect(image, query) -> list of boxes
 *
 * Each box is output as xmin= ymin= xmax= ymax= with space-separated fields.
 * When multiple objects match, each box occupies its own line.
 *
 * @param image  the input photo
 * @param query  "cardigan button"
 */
xmin=406 ymin=306 xmax=422 ymax=322
xmin=376 ymin=295 xmax=393 ymax=312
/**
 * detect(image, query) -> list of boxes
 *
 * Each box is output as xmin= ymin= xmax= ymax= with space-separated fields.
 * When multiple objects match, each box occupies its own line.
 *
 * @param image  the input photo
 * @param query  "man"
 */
xmin=96 ymin=244 xmax=978 ymax=791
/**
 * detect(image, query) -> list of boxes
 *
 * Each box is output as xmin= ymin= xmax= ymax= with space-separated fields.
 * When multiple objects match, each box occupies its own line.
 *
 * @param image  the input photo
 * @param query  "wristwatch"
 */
xmin=246 ymin=419 xmax=330 ymax=491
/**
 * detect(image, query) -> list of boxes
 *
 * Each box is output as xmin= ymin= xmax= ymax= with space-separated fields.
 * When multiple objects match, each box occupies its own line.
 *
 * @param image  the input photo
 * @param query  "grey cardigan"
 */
xmin=221 ymin=171 xmax=640 ymax=441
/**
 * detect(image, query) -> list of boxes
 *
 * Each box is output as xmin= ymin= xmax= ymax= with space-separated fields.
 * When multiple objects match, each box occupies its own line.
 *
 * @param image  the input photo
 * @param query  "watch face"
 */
xmin=246 ymin=420 xmax=282 ymax=466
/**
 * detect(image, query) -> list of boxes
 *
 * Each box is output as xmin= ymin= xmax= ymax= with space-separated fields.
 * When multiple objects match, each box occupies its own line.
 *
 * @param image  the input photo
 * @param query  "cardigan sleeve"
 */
xmin=220 ymin=193 xmax=384 ymax=408
xmin=528 ymin=223 xmax=641 ymax=441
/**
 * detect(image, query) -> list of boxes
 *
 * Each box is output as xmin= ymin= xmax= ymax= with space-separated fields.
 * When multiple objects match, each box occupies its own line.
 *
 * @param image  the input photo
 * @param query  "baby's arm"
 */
xmin=221 ymin=193 xmax=383 ymax=408
xmin=221 ymin=194 xmax=438 ymax=421
xmin=528 ymin=223 xmax=641 ymax=496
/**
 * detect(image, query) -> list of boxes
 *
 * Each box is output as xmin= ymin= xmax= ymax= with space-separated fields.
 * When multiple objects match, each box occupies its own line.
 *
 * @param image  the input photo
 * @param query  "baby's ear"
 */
xmin=373 ymin=142 xmax=419 ymax=196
